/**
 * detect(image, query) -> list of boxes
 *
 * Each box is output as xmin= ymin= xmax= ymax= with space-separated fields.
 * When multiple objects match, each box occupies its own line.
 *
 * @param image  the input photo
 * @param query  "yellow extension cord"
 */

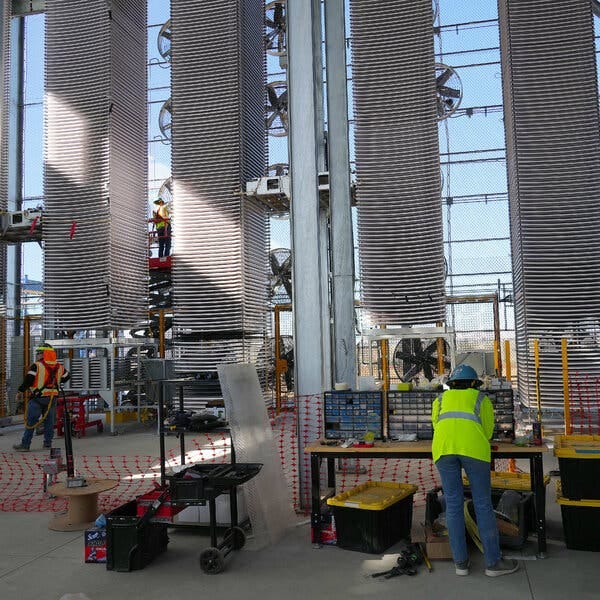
xmin=23 ymin=395 xmax=54 ymax=430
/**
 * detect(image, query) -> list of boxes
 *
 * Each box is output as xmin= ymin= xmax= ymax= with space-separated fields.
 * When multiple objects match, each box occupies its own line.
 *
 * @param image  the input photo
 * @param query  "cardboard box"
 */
xmin=84 ymin=528 xmax=107 ymax=563
xmin=423 ymin=524 xmax=453 ymax=560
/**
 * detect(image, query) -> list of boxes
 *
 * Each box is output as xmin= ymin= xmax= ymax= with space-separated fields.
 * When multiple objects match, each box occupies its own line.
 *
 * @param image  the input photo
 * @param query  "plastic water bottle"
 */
xmin=364 ymin=411 xmax=381 ymax=442
xmin=95 ymin=513 xmax=107 ymax=528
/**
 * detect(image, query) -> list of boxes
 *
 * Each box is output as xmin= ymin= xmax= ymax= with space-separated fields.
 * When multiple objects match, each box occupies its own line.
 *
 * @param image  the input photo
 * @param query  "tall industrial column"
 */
xmin=499 ymin=0 xmax=600 ymax=410
xmin=350 ymin=0 xmax=445 ymax=326
xmin=170 ymin=0 xmax=268 ymax=408
xmin=44 ymin=0 xmax=148 ymax=333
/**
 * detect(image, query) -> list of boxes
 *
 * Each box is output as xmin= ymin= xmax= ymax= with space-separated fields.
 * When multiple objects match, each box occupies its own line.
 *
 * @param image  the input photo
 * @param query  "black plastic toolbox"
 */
xmin=106 ymin=500 xmax=169 ymax=572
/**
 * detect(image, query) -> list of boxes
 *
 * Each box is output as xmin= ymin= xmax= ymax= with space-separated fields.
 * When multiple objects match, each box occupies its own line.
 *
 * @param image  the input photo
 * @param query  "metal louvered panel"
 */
xmin=350 ymin=0 xmax=445 ymax=325
xmin=44 ymin=0 xmax=147 ymax=332
xmin=499 ymin=0 xmax=600 ymax=409
xmin=170 ymin=0 xmax=268 ymax=404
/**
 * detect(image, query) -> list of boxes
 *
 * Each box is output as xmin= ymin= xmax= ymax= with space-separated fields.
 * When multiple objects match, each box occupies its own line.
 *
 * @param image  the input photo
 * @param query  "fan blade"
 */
xmin=269 ymin=251 xmax=282 ymax=273
xmin=267 ymin=86 xmax=279 ymax=106
xmin=266 ymin=111 xmax=279 ymax=129
xmin=274 ymin=3 xmax=283 ymax=23
xmin=423 ymin=363 xmax=435 ymax=381
xmin=265 ymin=18 xmax=276 ymax=28
xmin=282 ymin=275 xmax=293 ymax=299
xmin=281 ymin=254 xmax=292 ymax=272
xmin=279 ymin=89 xmax=288 ymax=106
xmin=162 ymin=29 xmax=172 ymax=40
xmin=436 ymin=68 xmax=453 ymax=86
xmin=438 ymin=85 xmax=461 ymax=99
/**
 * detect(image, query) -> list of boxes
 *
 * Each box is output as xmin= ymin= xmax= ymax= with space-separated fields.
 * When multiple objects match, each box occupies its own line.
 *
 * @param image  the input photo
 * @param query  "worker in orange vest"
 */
xmin=13 ymin=343 xmax=70 ymax=452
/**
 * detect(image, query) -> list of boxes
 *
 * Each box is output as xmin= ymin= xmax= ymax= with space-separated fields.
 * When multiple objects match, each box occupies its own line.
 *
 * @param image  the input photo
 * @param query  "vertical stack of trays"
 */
xmin=387 ymin=389 xmax=438 ymax=440
xmin=323 ymin=390 xmax=383 ymax=440
xmin=554 ymin=435 xmax=600 ymax=551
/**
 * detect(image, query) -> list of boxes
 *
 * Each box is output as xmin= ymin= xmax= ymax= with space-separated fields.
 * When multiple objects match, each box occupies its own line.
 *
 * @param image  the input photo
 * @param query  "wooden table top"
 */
xmin=304 ymin=440 xmax=549 ymax=455
xmin=48 ymin=478 xmax=119 ymax=497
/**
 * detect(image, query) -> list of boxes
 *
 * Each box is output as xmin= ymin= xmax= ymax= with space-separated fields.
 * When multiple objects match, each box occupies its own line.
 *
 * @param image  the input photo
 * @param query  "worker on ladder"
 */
xmin=13 ymin=343 xmax=70 ymax=452
xmin=153 ymin=197 xmax=171 ymax=257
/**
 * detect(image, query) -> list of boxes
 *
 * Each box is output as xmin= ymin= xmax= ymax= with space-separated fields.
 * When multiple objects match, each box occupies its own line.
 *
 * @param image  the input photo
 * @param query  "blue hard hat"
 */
xmin=448 ymin=364 xmax=481 ymax=383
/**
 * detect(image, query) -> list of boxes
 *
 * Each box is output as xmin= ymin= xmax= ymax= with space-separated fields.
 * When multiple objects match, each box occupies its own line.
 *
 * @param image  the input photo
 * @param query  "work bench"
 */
xmin=305 ymin=441 xmax=550 ymax=558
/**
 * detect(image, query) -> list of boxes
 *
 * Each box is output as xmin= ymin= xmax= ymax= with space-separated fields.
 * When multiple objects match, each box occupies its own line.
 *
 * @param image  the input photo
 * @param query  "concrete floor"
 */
xmin=1 ymin=422 xmax=599 ymax=600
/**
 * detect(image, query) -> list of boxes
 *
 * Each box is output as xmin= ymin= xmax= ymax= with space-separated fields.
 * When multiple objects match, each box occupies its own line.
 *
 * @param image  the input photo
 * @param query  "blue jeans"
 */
xmin=435 ymin=454 xmax=501 ymax=567
xmin=20 ymin=398 xmax=56 ymax=448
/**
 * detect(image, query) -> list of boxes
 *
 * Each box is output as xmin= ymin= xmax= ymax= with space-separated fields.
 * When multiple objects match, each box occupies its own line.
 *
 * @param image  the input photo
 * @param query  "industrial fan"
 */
xmin=269 ymin=247 xmax=292 ymax=300
xmin=257 ymin=334 xmax=294 ymax=392
xmin=432 ymin=0 xmax=438 ymax=23
xmin=157 ymin=19 xmax=171 ymax=62
xmin=265 ymin=1 xmax=286 ymax=56
xmin=266 ymin=81 xmax=288 ymax=137
xmin=435 ymin=63 xmax=462 ymax=120
xmin=158 ymin=98 xmax=172 ymax=140
xmin=392 ymin=338 xmax=450 ymax=382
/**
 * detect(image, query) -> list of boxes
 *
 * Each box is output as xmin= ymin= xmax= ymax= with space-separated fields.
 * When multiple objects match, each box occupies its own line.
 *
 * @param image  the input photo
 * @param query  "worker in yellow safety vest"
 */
xmin=13 ymin=343 xmax=70 ymax=452
xmin=153 ymin=197 xmax=171 ymax=257
xmin=431 ymin=364 xmax=518 ymax=578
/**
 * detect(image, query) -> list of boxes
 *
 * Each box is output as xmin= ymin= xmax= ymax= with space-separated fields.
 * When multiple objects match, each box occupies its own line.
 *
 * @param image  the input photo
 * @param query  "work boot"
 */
xmin=485 ymin=558 xmax=519 ymax=577
xmin=13 ymin=444 xmax=30 ymax=452
xmin=43 ymin=443 xmax=52 ymax=449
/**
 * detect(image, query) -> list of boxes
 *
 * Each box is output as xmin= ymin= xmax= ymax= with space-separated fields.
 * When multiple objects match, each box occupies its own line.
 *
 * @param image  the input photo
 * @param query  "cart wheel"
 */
xmin=225 ymin=526 xmax=246 ymax=550
xmin=97 ymin=422 xmax=104 ymax=433
xmin=199 ymin=547 xmax=225 ymax=574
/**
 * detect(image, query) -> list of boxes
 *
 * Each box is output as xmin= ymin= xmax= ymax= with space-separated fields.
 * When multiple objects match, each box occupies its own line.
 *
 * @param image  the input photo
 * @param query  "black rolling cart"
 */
xmin=156 ymin=380 xmax=262 ymax=574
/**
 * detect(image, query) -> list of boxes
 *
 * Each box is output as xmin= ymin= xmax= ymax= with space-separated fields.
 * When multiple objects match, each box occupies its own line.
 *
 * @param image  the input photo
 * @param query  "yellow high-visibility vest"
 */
xmin=431 ymin=387 xmax=495 ymax=463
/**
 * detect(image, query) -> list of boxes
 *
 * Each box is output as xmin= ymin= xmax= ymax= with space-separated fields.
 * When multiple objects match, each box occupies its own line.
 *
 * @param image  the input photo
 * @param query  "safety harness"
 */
xmin=24 ymin=361 xmax=62 ymax=430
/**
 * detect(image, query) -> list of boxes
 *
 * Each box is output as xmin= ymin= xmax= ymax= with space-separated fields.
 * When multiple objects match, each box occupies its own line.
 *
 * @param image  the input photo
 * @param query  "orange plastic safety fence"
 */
xmin=1 ymin=393 xmax=510 ymax=513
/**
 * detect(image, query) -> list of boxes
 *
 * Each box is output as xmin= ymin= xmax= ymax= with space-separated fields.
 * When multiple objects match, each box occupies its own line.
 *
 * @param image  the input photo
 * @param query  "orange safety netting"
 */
xmin=0 ymin=394 xmax=449 ymax=513
xmin=568 ymin=373 xmax=600 ymax=435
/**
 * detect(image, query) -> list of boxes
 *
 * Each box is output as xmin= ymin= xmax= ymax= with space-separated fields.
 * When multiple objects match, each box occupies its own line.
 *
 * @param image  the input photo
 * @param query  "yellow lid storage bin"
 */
xmin=327 ymin=481 xmax=418 ymax=511
xmin=554 ymin=436 xmax=600 ymax=500
xmin=327 ymin=482 xmax=418 ymax=554
xmin=554 ymin=435 xmax=600 ymax=458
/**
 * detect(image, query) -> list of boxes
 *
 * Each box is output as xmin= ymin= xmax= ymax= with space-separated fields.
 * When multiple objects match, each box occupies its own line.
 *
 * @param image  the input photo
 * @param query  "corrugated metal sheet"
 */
xmin=44 ymin=0 xmax=147 ymax=331
xmin=350 ymin=0 xmax=445 ymax=325
xmin=499 ymin=0 xmax=600 ymax=409
xmin=170 ymin=0 xmax=268 ymax=408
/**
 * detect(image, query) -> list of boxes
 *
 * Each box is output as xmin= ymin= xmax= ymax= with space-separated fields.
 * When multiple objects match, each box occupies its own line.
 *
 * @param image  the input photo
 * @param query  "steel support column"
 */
xmin=324 ymin=0 xmax=356 ymax=388
xmin=288 ymin=0 xmax=327 ymax=507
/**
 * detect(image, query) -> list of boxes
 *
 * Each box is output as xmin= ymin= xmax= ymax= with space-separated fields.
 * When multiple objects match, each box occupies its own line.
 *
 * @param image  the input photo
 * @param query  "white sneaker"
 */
xmin=455 ymin=560 xmax=470 ymax=576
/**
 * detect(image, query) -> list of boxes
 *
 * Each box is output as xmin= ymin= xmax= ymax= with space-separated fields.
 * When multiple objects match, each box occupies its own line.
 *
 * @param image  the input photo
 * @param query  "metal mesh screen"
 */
xmin=44 ymin=0 xmax=148 ymax=331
